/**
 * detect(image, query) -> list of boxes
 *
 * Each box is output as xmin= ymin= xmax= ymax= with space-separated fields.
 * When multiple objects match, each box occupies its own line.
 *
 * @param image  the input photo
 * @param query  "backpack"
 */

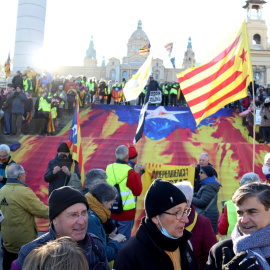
xmin=110 ymin=165 xmax=127 ymax=214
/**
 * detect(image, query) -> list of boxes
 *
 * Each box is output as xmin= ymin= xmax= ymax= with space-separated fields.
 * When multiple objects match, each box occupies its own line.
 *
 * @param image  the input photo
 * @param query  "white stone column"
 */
xmin=12 ymin=0 xmax=47 ymax=74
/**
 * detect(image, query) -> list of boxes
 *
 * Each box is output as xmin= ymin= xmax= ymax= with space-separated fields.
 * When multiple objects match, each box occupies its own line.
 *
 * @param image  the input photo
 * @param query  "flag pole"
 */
xmin=252 ymin=81 xmax=256 ymax=173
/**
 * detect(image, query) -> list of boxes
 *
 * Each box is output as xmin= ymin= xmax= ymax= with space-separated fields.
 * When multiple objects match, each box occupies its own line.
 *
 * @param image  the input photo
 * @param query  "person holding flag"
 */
xmin=44 ymin=142 xmax=80 ymax=195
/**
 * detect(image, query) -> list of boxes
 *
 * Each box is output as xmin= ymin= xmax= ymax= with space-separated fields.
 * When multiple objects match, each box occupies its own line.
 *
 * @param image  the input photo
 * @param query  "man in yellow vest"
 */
xmin=161 ymin=81 xmax=171 ymax=106
xmin=34 ymin=90 xmax=52 ymax=136
xmin=22 ymin=73 xmax=33 ymax=96
xmin=106 ymin=145 xmax=142 ymax=247
xmin=170 ymin=81 xmax=179 ymax=106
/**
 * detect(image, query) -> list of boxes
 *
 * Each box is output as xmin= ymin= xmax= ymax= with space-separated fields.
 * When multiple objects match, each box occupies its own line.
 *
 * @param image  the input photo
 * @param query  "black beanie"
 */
xmin=57 ymin=142 xmax=70 ymax=153
xmin=49 ymin=186 xmax=89 ymax=221
xmin=200 ymin=165 xmax=216 ymax=177
xmin=144 ymin=178 xmax=187 ymax=219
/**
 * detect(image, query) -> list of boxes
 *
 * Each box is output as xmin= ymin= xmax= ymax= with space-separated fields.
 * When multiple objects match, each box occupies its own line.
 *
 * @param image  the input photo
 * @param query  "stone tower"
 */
xmin=84 ymin=36 xmax=97 ymax=67
xmin=182 ymin=37 xmax=195 ymax=69
xmin=243 ymin=0 xmax=270 ymax=84
xmin=12 ymin=0 xmax=47 ymax=74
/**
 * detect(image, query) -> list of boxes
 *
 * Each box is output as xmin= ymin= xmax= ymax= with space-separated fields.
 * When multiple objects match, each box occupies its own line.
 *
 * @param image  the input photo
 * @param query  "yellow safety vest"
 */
xmin=89 ymin=82 xmax=95 ymax=92
xmin=23 ymin=78 xmax=33 ymax=91
xmin=38 ymin=97 xmax=51 ymax=113
xmin=219 ymin=200 xmax=237 ymax=241
xmin=170 ymin=84 xmax=178 ymax=95
xmin=51 ymin=107 xmax=57 ymax=119
xmin=162 ymin=85 xmax=169 ymax=95
xmin=106 ymin=163 xmax=136 ymax=211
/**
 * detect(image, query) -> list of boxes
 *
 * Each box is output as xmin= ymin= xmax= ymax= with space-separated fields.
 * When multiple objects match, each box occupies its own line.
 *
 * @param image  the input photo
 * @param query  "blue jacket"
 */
xmin=8 ymin=91 xmax=27 ymax=115
xmin=192 ymin=176 xmax=221 ymax=234
xmin=87 ymin=209 xmax=119 ymax=262
xmin=12 ymin=225 xmax=109 ymax=270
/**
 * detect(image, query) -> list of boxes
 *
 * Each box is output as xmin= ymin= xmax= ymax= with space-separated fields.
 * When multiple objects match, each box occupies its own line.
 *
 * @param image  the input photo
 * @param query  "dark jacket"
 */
xmin=186 ymin=204 xmax=217 ymax=269
xmin=0 ymin=156 xmax=16 ymax=188
xmin=194 ymin=163 xmax=217 ymax=192
xmin=205 ymin=238 xmax=270 ymax=270
xmin=148 ymin=80 xmax=161 ymax=92
xmin=44 ymin=154 xmax=80 ymax=195
xmin=12 ymin=75 xmax=23 ymax=89
xmin=192 ymin=177 xmax=221 ymax=234
xmin=1 ymin=92 xmax=13 ymax=114
xmin=87 ymin=209 xmax=119 ymax=262
xmin=11 ymin=225 xmax=109 ymax=270
xmin=8 ymin=91 xmax=27 ymax=115
xmin=24 ymin=97 xmax=33 ymax=118
xmin=98 ymin=82 xmax=107 ymax=96
xmin=113 ymin=217 xmax=200 ymax=270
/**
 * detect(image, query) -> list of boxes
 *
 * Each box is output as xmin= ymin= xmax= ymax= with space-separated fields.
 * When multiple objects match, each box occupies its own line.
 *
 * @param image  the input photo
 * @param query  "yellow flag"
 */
xmin=177 ymin=21 xmax=253 ymax=126
xmin=123 ymin=53 xmax=153 ymax=101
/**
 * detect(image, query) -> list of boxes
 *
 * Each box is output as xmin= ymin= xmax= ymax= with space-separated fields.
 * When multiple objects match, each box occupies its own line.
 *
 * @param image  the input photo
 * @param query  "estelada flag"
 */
xmin=139 ymin=43 xmax=151 ymax=55
xmin=177 ymin=21 xmax=253 ymax=126
xmin=67 ymin=96 xmax=84 ymax=185
xmin=4 ymin=51 xmax=11 ymax=80
xmin=47 ymin=110 xmax=55 ymax=133
xmin=112 ymin=85 xmax=122 ymax=103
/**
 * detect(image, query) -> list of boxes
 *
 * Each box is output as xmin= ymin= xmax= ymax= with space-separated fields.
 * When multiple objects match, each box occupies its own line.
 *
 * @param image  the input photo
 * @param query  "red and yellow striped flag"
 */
xmin=177 ymin=21 xmax=253 ymax=126
xmin=47 ymin=110 xmax=55 ymax=133
xmin=139 ymin=43 xmax=151 ymax=55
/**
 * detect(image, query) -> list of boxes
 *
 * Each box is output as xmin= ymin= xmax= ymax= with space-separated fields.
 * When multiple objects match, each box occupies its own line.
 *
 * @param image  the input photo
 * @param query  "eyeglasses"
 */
xmin=66 ymin=210 xmax=88 ymax=220
xmin=163 ymin=208 xmax=192 ymax=220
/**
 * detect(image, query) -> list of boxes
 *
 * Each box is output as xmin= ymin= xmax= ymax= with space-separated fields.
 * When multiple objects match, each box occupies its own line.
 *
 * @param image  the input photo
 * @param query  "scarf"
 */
xmin=200 ymin=176 xmax=220 ymax=185
xmin=231 ymin=224 xmax=270 ymax=270
xmin=144 ymin=217 xmax=183 ymax=252
xmin=185 ymin=205 xmax=198 ymax=232
xmin=85 ymin=193 xmax=111 ymax=223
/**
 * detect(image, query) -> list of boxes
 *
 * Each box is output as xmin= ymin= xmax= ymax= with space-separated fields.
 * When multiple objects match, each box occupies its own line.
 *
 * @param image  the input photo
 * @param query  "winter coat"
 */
xmin=192 ymin=176 xmax=221 ymax=234
xmin=67 ymin=89 xmax=77 ymax=103
xmin=12 ymin=75 xmax=23 ymax=89
xmin=241 ymin=96 xmax=252 ymax=110
xmin=205 ymin=239 xmax=270 ymax=270
xmin=148 ymin=80 xmax=161 ymax=92
xmin=98 ymin=82 xmax=107 ymax=97
xmin=260 ymin=107 xmax=270 ymax=127
xmin=0 ymin=156 xmax=16 ymax=187
xmin=11 ymin=225 xmax=109 ymax=270
xmin=1 ymin=92 xmax=13 ymax=114
xmin=44 ymin=154 xmax=80 ymax=195
xmin=8 ymin=91 xmax=27 ymax=115
xmin=186 ymin=204 xmax=217 ymax=269
xmin=87 ymin=209 xmax=119 ymax=262
xmin=113 ymin=217 xmax=200 ymax=270
xmin=0 ymin=179 xmax=49 ymax=254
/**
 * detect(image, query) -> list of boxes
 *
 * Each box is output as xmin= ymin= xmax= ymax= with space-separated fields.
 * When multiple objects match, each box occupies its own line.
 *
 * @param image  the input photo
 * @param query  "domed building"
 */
xmin=57 ymin=20 xmax=187 ymax=83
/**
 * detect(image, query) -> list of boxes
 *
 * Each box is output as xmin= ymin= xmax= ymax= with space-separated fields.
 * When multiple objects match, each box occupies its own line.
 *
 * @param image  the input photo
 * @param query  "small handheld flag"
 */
xmin=4 ymin=52 xmax=11 ymax=80
xmin=164 ymin=42 xmax=173 ymax=58
xmin=139 ymin=43 xmax=151 ymax=55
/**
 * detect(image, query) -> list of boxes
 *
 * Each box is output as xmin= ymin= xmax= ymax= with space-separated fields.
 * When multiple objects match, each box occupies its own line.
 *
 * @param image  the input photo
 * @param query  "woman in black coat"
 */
xmin=192 ymin=165 xmax=221 ymax=234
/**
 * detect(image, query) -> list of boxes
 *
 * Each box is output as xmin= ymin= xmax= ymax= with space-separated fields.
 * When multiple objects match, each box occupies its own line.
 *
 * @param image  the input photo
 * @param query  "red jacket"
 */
xmin=217 ymin=204 xmax=229 ymax=235
xmin=241 ymin=96 xmax=252 ymax=110
xmin=110 ymin=166 xmax=142 ymax=221
xmin=185 ymin=204 xmax=217 ymax=270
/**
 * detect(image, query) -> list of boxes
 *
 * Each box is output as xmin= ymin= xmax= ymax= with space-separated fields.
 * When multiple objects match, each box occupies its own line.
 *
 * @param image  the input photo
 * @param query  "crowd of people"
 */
xmin=0 ymin=142 xmax=270 ymax=270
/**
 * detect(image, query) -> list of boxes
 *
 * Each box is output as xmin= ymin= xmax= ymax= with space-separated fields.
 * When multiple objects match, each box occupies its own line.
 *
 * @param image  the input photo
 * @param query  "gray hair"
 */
xmin=85 ymin=169 xmax=107 ymax=189
xmin=232 ymin=182 xmax=270 ymax=210
xmin=90 ymin=182 xmax=117 ymax=204
xmin=199 ymin=153 xmax=209 ymax=161
xmin=7 ymin=164 xmax=25 ymax=179
xmin=115 ymin=145 xmax=128 ymax=161
xmin=239 ymin=172 xmax=261 ymax=187
xmin=0 ymin=144 xmax=10 ymax=155
xmin=174 ymin=181 xmax=194 ymax=207
xmin=264 ymin=153 xmax=270 ymax=164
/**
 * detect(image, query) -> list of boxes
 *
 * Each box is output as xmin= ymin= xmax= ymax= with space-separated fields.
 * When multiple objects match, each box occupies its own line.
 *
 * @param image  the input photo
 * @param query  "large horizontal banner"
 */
xmin=145 ymin=163 xmax=195 ymax=186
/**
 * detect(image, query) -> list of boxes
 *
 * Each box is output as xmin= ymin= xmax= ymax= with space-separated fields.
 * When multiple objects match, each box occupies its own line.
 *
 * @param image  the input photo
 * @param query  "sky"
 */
xmin=1 ymin=0 xmax=270 ymax=71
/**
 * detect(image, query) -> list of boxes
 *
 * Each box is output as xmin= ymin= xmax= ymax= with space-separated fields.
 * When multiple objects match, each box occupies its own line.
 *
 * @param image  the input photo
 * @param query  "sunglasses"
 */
xmin=199 ymin=171 xmax=205 ymax=174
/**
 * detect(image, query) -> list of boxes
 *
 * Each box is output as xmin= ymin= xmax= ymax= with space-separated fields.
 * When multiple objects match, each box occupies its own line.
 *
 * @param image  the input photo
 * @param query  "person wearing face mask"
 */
xmin=44 ymin=142 xmax=80 ymax=195
xmin=113 ymin=178 xmax=200 ymax=270
xmin=0 ymin=144 xmax=16 ymax=189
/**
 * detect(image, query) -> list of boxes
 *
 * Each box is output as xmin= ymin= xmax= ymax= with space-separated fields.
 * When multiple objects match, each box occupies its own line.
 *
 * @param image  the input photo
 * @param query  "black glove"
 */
xmin=264 ymin=115 xmax=268 ymax=120
xmin=222 ymin=247 xmax=260 ymax=270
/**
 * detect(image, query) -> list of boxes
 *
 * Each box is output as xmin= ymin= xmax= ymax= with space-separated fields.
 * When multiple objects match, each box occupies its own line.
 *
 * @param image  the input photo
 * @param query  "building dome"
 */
xmin=127 ymin=20 xmax=150 ymax=57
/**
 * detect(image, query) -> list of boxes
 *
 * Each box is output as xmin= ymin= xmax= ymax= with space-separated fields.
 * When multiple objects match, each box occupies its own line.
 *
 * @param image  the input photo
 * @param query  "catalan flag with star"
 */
xmin=4 ymin=51 xmax=11 ymax=80
xmin=177 ymin=21 xmax=253 ymax=126
xmin=67 ymin=95 xmax=84 ymax=185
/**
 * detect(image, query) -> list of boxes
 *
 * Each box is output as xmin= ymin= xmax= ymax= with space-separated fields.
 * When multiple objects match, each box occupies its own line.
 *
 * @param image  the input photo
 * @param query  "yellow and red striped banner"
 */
xmin=177 ymin=21 xmax=253 ymax=126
